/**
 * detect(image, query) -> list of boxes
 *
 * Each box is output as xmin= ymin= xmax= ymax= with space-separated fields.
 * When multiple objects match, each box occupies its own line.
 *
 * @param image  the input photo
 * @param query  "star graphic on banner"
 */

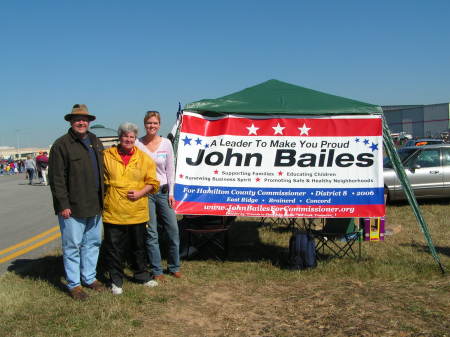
xmin=278 ymin=171 xmax=283 ymax=176
xmin=204 ymin=144 xmax=209 ymax=149
xmin=214 ymin=170 xmax=219 ymax=174
xmin=370 ymin=143 xmax=379 ymax=152
xmin=179 ymin=174 xmax=184 ymax=178
xmin=255 ymin=177 xmax=260 ymax=182
xmin=272 ymin=123 xmax=285 ymax=135
xmin=246 ymin=124 xmax=259 ymax=135
xmin=182 ymin=136 xmax=192 ymax=145
xmin=363 ymin=139 xmax=369 ymax=145
xmin=298 ymin=123 xmax=311 ymax=136
xmin=355 ymin=138 xmax=360 ymax=143
xmin=195 ymin=138 xmax=202 ymax=145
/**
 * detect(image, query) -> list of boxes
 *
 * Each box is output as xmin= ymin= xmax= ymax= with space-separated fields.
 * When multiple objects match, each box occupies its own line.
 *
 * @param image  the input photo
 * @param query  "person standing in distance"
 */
xmin=24 ymin=155 xmax=37 ymax=185
xmin=36 ymin=151 xmax=49 ymax=185
xmin=48 ymin=104 xmax=105 ymax=300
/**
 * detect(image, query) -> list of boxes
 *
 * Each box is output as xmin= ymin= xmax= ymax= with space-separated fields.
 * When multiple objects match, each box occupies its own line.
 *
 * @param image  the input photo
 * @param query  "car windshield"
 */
xmin=383 ymin=148 xmax=418 ymax=168
xmin=404 ymin=139 xmax=443 ymax=147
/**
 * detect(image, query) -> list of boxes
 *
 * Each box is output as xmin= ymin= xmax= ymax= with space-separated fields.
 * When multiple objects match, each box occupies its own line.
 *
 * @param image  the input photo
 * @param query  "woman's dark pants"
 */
xmin=103 ymin=222 xmax=151 ymax=287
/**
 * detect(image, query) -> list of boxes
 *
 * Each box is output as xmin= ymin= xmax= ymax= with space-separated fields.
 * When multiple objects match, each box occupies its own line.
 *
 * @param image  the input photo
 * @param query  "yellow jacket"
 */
xmin=103 ymin=146 xmax=159 ymax=225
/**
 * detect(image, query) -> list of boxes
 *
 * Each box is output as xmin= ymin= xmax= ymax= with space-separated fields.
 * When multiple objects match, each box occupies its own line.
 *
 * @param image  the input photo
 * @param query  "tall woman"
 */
xmin=135 ymin=111 xmax=181 ymax=280
xmin=103 ymin=122 xmax=160 ymax=295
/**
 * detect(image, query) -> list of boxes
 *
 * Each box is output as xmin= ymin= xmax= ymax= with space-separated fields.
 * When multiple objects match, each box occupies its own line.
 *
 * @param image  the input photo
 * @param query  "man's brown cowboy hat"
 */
xmin=64 ymin=104 xmax=96 ymax=122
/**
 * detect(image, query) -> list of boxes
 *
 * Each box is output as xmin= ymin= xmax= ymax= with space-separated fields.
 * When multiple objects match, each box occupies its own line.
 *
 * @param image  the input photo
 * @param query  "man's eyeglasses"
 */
xmin=72 ymin=117 xmax=90 ymax=122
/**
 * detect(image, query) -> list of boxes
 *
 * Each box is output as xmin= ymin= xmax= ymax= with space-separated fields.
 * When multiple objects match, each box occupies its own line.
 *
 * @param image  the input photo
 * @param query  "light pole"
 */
xmin=15 ymin=129 xmax=20 ymax=160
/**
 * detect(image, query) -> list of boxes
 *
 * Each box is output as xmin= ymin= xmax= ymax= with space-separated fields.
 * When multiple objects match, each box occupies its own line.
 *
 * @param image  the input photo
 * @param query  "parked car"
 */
xmin=403 ymin=138 xmax=445 ymax=147
xmin=383 ymin=144 xmax=450 ymax=201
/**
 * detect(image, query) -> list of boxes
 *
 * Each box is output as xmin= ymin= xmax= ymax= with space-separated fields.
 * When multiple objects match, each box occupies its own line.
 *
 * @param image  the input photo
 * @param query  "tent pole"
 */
xmin=382 ymin=117 xmax=445 ymax=274
xmin=172 ymin=112 xmax=182 ymax=170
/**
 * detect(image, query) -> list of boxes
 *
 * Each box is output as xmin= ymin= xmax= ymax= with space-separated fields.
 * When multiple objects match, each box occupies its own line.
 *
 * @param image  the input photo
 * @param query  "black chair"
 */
xmin=180 ymin=215 xmax=235 ymax=261
xmin=259 ymin=217 xmax=305 ymax=231
xmin=309 ymin=218 xmax=362 ymax=260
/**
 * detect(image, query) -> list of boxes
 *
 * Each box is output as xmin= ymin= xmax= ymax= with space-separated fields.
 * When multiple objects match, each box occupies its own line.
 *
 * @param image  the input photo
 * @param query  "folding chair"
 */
xmin=309 ymin=218 xmax=362 ymax=260
xmin=259 ymin=217 xmax=303 ymax=231
xmin=180 ymin=215 xmax=235 ymax=261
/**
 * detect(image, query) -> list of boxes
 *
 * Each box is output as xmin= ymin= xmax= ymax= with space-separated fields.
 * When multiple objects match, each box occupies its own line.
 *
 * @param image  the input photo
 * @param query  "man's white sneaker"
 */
xmin=111 ymin=283 xmax=123 ymax=295
xmin=144 ymin=280 xmax=158 ymax=288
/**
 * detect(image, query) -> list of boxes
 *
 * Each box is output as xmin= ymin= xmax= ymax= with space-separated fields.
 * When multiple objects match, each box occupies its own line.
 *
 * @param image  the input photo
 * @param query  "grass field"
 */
xmin=1 ymin=201 xmax=449 ymax=337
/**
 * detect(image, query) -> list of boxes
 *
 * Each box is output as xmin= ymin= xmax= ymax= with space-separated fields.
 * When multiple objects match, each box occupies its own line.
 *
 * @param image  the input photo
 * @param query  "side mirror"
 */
xmin=409 ymin=164 xmax=421 ymax=171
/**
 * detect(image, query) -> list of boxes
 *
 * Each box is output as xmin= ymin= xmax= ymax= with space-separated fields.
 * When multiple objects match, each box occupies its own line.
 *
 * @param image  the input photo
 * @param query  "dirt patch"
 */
xmin=142 ymin=278 xmax=449 ymax=337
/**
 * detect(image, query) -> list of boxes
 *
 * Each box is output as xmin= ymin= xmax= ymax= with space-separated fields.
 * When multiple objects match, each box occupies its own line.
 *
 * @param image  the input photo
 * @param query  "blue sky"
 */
xmin=2 ymin=0 xmax=450 ymax=148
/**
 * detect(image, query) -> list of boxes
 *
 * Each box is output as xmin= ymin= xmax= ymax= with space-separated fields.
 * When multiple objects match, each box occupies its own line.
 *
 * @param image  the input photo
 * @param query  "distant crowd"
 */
xmin=0 ymin=152 xmax=49 ymax=185
xmin=0 ymin=159 xmax=24 ymax=175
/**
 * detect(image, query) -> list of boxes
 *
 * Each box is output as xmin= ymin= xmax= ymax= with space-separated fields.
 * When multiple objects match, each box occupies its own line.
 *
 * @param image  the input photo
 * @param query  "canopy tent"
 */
xmin=185 ymin=79 xmax=382 ymax=115
xmin=179 ymin=79 xmax=444 ymax=273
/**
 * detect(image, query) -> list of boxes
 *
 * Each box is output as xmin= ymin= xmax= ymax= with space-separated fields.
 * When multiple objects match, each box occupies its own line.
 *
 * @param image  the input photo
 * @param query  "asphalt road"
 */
xmin=0 ymin=173 xmax=61 ymax=275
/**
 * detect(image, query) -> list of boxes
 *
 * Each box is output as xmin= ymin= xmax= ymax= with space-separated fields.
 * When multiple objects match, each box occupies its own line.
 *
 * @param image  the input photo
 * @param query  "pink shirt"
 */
xmin=135 ymin=137 xmax=175 ymax=196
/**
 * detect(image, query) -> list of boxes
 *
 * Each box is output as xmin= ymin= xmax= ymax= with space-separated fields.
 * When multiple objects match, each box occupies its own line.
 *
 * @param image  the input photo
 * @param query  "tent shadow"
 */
xmin=179 ymin=219 xmax=291 ymax=268
xmin=230 ymin=219 xmax=290 ymax=267
xmin=7 ymin=256 xmax=67 ymax=291
xmin=400 ymin=243 xmax=450 ymax=258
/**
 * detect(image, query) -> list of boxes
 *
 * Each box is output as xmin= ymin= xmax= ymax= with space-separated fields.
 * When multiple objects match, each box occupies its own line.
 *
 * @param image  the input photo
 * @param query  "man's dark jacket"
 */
xmin=48 ymin=128 xmax=104 ymax=217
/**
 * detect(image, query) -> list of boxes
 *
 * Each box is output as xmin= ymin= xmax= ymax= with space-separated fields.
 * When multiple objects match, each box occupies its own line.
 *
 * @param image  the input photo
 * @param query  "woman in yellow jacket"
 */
xmin=103 ymin=122 xmax=160 ymax=295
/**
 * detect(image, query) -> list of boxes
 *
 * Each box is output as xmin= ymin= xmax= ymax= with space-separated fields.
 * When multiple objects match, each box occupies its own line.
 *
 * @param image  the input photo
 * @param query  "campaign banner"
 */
xmin=174 ymin=112 xmax=385 ymax=218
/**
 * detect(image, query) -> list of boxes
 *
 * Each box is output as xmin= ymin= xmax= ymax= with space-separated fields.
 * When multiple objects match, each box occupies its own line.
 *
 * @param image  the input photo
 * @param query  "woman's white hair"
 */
xmin=118 ymin=122 xmax=138 ymax=137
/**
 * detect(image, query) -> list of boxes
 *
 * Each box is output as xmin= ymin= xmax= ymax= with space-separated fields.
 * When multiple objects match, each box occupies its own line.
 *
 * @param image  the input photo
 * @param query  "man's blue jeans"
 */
xmin=58 ymin=214 xmax=102 ymax=289
xmin=146 ymin=192 xmax=180 ymax=276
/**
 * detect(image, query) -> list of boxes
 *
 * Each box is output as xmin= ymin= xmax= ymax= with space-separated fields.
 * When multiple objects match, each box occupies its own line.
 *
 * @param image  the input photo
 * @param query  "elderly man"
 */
xmin=48 ymin=104 xmax=105 ymax=300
